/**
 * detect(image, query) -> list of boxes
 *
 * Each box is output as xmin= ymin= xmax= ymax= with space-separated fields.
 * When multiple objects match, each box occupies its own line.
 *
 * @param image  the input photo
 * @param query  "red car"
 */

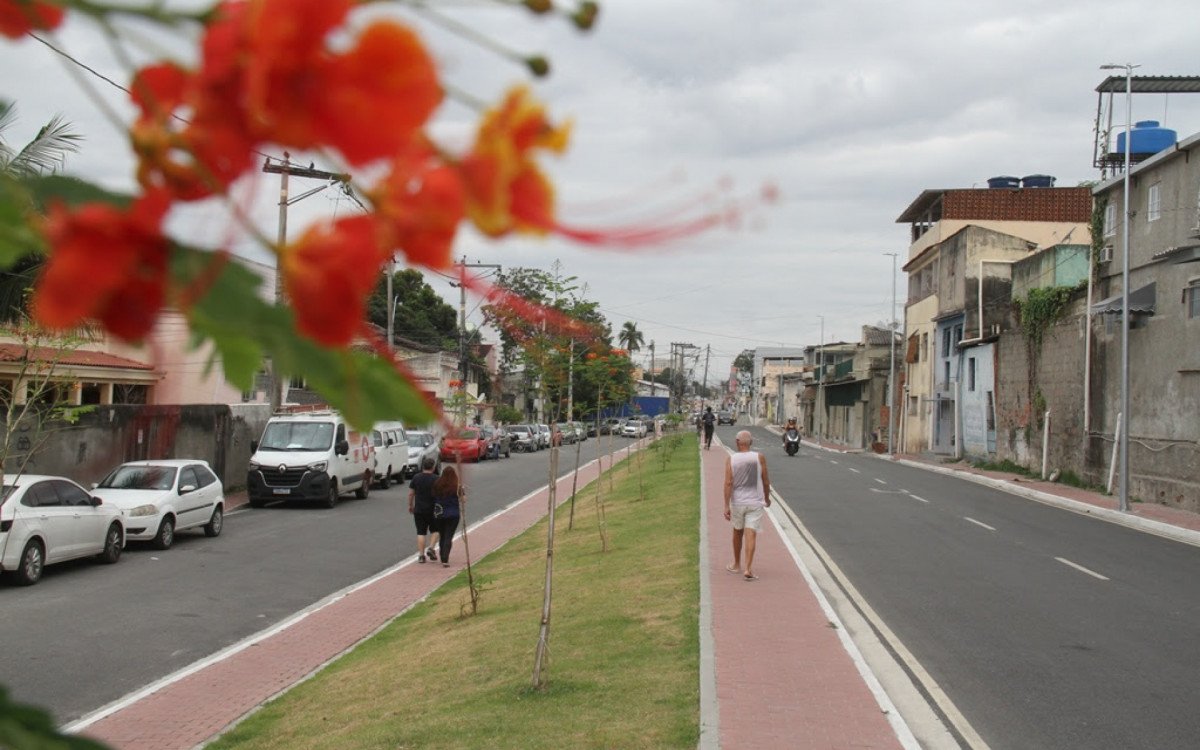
xmin=440 ymin=428 xmax=489 ymax=463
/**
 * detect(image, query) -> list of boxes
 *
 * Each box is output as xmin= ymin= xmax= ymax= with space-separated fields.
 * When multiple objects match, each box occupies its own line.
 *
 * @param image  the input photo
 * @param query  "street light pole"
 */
xmin=1101 ymin=62 xmax=1137 ymax=513
xmin=886 ymin=252 xmax=898 ymax=457
xmin=817 ymin=315 xmax=825 ymax=446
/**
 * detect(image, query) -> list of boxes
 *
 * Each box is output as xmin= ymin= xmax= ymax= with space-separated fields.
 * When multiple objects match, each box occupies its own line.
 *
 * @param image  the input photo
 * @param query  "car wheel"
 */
xmin=326 ymin=481 xmax=340 ymax=509
xmin=152 ymin=516 xmax=175 ymax=550
xmin=355 ymin=475 xmax=370 ymax=499
xmin=204 ymin=505 xmax=224 ymax=537
xmin=15 ymin=540 xmax=44 ymax=585
xmin=379 ymin=468 xmax=391 ymax=490
xmin=100 ymin=524 xmax=122 ymax=564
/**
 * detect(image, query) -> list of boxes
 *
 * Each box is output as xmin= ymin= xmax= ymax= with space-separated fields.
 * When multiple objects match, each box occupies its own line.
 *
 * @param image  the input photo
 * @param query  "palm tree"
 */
xmin=1 ymin=101 xmax=82 ymax=321
xmin=0 ymin=101 xmax=81 ymax=177
xmin=618 ymin=321 xmax=644 ymax=353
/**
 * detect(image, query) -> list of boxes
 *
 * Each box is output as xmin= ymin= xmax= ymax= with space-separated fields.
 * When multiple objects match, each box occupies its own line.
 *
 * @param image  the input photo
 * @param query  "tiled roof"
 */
xmin=0 ymin=345 xmax=155 ymax=370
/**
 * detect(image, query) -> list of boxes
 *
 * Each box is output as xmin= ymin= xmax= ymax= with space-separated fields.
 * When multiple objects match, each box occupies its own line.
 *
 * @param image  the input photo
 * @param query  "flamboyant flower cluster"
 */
xmin=25 ymin=0 xmax=572 ymax=346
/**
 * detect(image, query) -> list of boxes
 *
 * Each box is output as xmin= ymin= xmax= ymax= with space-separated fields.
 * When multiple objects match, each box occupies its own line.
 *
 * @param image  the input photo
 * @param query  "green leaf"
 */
xmin=176 ymin=247 xmax=437 ymax=431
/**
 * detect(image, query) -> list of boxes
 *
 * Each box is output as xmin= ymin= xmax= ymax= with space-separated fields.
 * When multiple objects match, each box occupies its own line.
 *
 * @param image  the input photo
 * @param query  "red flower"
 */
xmin=34 ymin=190 xmax=172 ymax=342
xmin=0 ymin=0 xmax=64 ymax=39
xmin=281 ymin=215 xmax=386 ymax=346
xmin=461 ymin=85 xmax=570 ymax=238
xmin=370 ymin=142 xmax=465 ymax=270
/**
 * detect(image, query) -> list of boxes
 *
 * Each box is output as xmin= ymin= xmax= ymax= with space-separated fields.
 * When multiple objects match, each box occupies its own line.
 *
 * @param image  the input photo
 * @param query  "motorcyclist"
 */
xmin=783 ymin=418 xmax=800 ymax=455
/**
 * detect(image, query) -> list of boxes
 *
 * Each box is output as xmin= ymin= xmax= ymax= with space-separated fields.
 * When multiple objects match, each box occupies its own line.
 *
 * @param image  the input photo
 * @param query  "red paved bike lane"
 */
xmin=701 ymin=440 xmax=905 ymax=750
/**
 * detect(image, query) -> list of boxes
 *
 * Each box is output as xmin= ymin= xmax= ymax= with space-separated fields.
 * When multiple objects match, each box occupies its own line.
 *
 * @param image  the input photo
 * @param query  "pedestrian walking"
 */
xmin=408 ymin=457 xmax=440 ymax=563
xmin=702 ymin=406 xmax=716 ymax=450
xmin=431 ymin=465 xmax=466 ymax=567
xmin=723 ymin=429 xmax=771 ymax=581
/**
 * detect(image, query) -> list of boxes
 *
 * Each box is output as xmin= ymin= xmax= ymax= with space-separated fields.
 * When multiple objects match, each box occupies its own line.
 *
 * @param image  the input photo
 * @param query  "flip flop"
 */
xmin=743 ymin=573 xmax=758 ymax=581
xmin=725 ymin=564 xmax=741 ymax=575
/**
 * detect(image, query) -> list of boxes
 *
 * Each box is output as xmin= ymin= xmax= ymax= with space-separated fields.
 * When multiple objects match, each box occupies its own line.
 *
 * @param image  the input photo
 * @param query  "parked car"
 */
xmin=555 ymin=423 xmax=577 ymax=445
xmin=370 ymin=421 xmax=409 ymax=488
xmin=440 ymin=427 xmax=489 ymax=463
xmin=621 ymin=418 xmax=648 ymax=438
xmin=535 ymin=424 xmax=551 ymax=449
xmin=509 ymin=424 xmax=539 ymax=452
xmin=93 ymin=460 xmax=225 ymax=550
xmin=485 ymin=426 xmax=512 ymax=459
xmin=1 ymin=474 xmax=125 ymax=585
xmin=404 ymin=430 xmax=440 ymax=476
xmin=571 ymin=421 xmax=587 ymax=442
xmin=718 ymin=410 xmax=737 ymax=425
xmin=247 ymin=411 xmax=374 ymax=509
xmin=599 ymin=417 xmax=623 ymax=436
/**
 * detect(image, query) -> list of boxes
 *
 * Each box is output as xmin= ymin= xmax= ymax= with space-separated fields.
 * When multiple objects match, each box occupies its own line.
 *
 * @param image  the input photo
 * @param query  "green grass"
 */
xmin=971 ymin=458 xmax=1039 ymax=478
xmin=209 ymin=434 xmax=701 ymax=750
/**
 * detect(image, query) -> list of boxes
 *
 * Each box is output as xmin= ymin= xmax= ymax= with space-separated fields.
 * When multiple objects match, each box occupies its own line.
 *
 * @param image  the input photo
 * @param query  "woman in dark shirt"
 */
xmin=431 ymin=465 xmax=465 ymax=567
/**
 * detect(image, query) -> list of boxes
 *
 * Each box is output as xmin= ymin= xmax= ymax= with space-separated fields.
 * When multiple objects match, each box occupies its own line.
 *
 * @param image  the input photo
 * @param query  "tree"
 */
xmin=366 ymin=268 xmax=458 ymax=350
xmin=617 ymin=321 xmax=644 ymax=353
xmin=734 ymin=350 xmax=755 ymax=375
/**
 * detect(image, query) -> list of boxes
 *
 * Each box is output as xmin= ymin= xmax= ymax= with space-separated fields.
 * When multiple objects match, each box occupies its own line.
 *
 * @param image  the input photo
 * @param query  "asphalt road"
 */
xmin=720 ymin=425 xmax=1200 ymax=750
xmin=0 ymin=436 xmax=631 ymax=724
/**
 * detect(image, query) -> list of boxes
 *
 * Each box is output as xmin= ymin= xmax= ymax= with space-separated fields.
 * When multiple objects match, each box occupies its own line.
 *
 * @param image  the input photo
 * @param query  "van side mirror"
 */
xmin=251 ymin=440 xmax=259 ymax=452
xmin=336 ymin=440 xmax=350 ymax=456
xmin=91 ymin=496 xmax=103 ymax=507
xmin=387 ymin=438 xmax=394 ymax=446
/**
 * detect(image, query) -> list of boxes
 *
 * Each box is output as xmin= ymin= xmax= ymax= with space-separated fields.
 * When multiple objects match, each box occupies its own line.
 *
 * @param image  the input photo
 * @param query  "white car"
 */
xmin=370 ymin=422 xmax=409 ymax=488
xmin=404 ymin=430 xmax=440 ymax=476
xmin=93 ymin=460 xmax=225 ymax=550
xmin=621 ymin=418 xmax=648 ymax=438
xmin=1 ymin=474 xmax=125 ymax=586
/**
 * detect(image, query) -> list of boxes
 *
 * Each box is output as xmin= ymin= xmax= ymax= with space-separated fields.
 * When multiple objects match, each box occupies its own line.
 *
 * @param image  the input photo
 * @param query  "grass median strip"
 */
xmin=209 ymin=433 xmax=701 ymax=750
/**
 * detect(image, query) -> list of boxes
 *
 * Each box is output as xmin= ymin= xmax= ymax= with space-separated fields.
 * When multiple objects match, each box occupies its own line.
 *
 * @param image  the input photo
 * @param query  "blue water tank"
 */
xmin=1021 ymin=174 xmax=1056 ymax=188
xmin=1115 ymin=120 xmax=1177 ymax=156
xmin=987 ymin=176 xmax=1020 ymax=189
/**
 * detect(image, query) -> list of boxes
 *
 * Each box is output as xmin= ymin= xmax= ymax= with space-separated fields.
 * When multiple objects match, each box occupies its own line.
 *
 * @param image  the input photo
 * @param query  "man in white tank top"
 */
xmin=723 ymin=430 xmax=771 ymax=581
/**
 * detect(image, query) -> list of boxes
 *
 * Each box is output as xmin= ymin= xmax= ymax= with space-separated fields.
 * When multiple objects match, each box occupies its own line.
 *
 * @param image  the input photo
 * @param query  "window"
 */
xmin=985 ymin=391 xmax=995 ymax=431
xmin=967 ymin=357 xmax=976 ymax=391
xmin=180 ymin=467 xmax=200 ymax=491
xmin=1148 ymin=183 xmax=1162 ymax=222
xmin=1104 ymin=202 xmax=1116 ymax=237
xmin=194 ymin=465 xmax=218 ymax=488
xmin=921 ymin=333 xmax=929 ymax=361
xmin=24 ymin=482 xmax=59 ymax=508
xmin=52 ymin=481 xmax=92 ymax=507
xmin=908 ymin=395 xmax=919 ymax=415
xmin=953 ymin=324 xmax=963 ymax=347
xmin=942 ymin=329 xmax=951 ymax=357
xmin=944 ymin=361 xmax=950 ymax=386
xmin=1187 ymin=279 xmax=1200 ymax=320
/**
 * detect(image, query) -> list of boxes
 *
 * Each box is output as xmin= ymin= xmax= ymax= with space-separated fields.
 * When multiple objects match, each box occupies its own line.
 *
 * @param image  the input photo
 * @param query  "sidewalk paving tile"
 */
xmin=702 ymin=444 xmax=902 ymax=750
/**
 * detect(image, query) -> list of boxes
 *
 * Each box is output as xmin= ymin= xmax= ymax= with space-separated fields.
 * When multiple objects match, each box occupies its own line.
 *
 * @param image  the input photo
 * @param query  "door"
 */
xmin=23 ymin=481 xmax=76 ymax=562
xmin=176 ymin=465 xmax=215 ymax=529
xmin=51 ymin=480 xmax=107 ymax=556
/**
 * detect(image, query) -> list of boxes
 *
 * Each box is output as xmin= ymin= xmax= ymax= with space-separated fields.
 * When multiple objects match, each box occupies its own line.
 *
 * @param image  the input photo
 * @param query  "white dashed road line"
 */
xmin=964 ymin=517 xmax=997 ymax=532
xmin=874 ymin=478 xmax=888 ymax=485
xmin=1055 ymin=557 xmax=1110 ymax=581
xmin=848 ymin=468 xmax=860 ymax=474
xmin=830 ymin=459 xmax=839 ymax=465
xmin=908 ymin=495 xmax=930 ymax=504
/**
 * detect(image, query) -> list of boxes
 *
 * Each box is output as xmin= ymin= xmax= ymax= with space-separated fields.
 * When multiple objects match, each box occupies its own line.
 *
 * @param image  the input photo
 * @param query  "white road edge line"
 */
xmin=697 ymin=444 xmax=719 ymax=750
xmin=63 ymin=455 xmax=612 ymax=735
xmin=764 ymin=490 xmax=923 ymax=750
xmin=964 ymin=517 xmax=997 ymax=532
xmin=1054 ymin=557 xmax=1110 ymax=581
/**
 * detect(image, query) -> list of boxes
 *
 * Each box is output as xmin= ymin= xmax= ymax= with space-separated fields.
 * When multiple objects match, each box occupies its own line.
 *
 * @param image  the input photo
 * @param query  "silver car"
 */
xmin=404 ymin=430 xmax=441 ymax=476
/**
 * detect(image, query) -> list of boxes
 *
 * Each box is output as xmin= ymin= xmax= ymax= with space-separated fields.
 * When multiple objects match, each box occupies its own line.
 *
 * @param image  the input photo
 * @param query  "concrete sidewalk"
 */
xmin=700 ymin=438 xmax=910 ymax=749
xmin=68 ymin=449 xmax=627 ymax=749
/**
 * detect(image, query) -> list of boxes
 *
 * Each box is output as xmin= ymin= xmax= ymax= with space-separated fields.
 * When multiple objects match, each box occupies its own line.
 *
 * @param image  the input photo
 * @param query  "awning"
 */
xmin=1151 ymin=244 xmax=1200 ymax=264
xmin=1090 ymin=282 xmax=1156 ymax=315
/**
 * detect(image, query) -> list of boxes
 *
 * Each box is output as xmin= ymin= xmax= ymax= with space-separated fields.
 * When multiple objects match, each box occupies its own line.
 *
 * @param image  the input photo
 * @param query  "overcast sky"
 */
xmin=3 ymin=0 xmax=1199 ymax=383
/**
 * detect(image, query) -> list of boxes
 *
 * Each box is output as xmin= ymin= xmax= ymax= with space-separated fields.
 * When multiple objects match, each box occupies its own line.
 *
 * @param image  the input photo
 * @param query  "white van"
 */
xmin=246 ymin=411 xmax=374 ymax=508
xmin=369 ymin=421 xmax=409 ymax=487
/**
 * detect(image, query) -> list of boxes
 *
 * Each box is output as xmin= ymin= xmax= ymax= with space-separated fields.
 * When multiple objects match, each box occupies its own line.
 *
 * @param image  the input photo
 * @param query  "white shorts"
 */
xmin=730 ymin=504 xmax=764 ymax=531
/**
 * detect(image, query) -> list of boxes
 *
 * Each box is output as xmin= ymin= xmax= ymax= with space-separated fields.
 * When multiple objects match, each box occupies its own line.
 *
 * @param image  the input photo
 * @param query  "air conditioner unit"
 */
xmin=1098 ymin=244 xmax=1113 ymax=263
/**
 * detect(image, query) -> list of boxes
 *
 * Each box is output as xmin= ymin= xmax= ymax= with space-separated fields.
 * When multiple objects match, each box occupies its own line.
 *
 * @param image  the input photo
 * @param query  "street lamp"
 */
xmin=885 ymin=252 xmax=898 ymax=457
xmin=1100 ymin=62 xmax=1138 ymax=513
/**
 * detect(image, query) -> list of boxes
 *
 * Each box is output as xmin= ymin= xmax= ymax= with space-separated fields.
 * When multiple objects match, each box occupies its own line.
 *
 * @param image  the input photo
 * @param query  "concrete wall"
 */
xmin=6 ymin=403 xmax=272 ymax=491
xmin=902 ymin=295 xmax=938 ymax=453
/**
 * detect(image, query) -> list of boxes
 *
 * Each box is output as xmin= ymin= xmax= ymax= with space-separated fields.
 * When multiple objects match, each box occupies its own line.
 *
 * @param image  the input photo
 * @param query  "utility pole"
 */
xmin=261 ymin=153 xmax=350 ymax=413
xmin=702 ymin=344 xmax=711 ymax=402
xmin=817 ymin=315 xmax=825 ymax=445
xmin=886 ymin=252 xmax=898 ymax=457
xmin=452 ymin=257 xmax=501 ymax=426
xmin=649 ymin=341 xmax=656 ymax=396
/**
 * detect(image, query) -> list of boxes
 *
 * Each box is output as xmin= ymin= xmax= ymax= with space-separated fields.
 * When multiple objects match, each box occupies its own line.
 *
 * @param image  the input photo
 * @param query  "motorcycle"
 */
xmin=783 ymin=428 xmax=800 ymax=456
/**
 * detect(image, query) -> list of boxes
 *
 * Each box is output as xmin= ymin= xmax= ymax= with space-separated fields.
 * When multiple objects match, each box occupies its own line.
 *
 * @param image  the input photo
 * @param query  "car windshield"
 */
xmin=259 ymin=422 xmax=334 ymax=451
xmin=99 ymin=465 xmax=178 ymax=491
xmin=511 ymin=426 xmax=530 ymax=435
